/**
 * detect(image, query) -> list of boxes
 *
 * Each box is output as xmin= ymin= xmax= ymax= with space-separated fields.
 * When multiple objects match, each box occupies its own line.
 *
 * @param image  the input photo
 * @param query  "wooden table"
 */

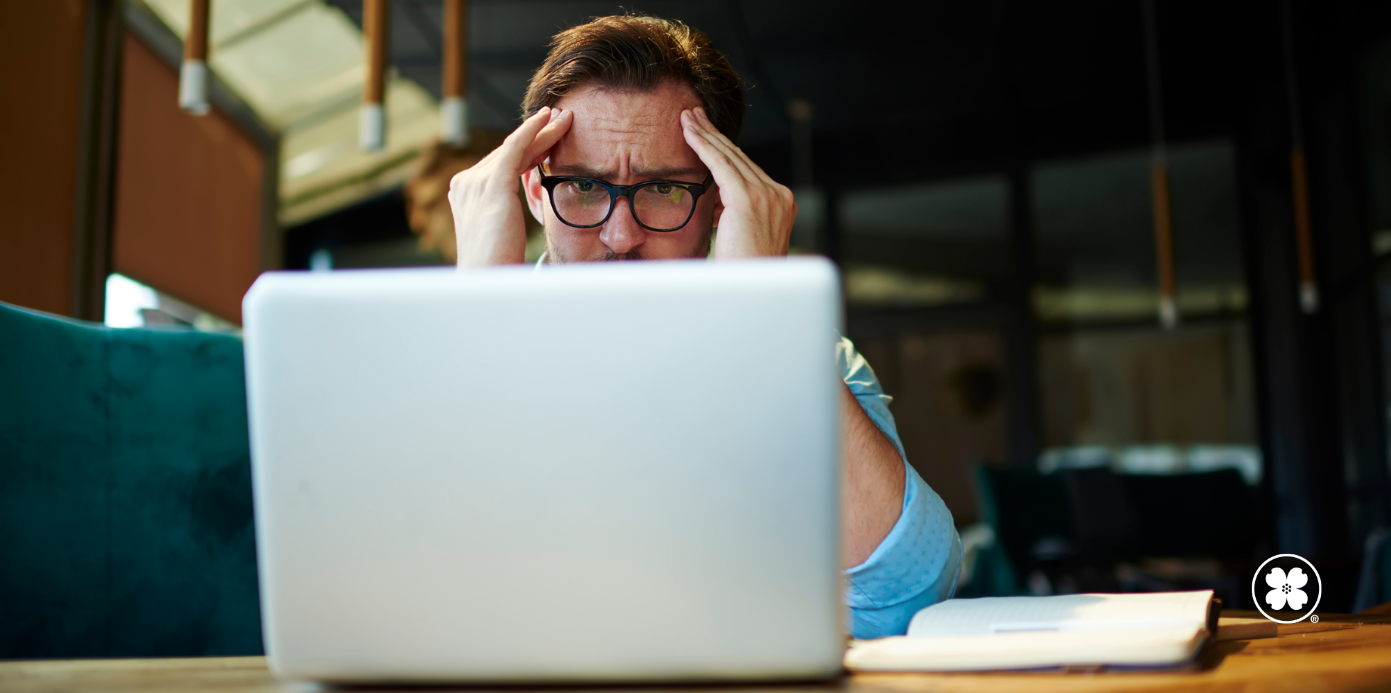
xmin=4 ymin=611 xmax=1390 ymax=693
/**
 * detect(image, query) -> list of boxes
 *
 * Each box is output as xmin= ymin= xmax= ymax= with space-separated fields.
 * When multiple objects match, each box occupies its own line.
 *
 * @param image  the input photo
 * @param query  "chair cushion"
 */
xmin=0 ymin=302 xmax=261 ymax=658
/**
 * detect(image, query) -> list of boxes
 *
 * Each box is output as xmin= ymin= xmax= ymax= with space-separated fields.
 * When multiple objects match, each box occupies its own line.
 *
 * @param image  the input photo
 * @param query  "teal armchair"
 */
xmin=0 ymin=301 xmax=261 ymax=658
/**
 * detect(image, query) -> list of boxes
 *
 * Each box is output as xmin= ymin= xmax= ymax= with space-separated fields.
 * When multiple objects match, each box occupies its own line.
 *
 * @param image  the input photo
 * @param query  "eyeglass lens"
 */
xmin=551 ymin=180 xmax=696 ymax=231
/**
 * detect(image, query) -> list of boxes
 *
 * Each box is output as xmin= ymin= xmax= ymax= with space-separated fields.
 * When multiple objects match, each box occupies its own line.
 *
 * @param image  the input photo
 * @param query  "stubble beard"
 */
xmin=545 ymin=225 xmax=712 ymax=263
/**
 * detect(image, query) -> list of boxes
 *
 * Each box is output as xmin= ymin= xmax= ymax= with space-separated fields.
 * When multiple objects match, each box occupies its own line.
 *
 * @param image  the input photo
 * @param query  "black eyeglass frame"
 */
xmin=536 ymin=165 xmax=714 ymax=232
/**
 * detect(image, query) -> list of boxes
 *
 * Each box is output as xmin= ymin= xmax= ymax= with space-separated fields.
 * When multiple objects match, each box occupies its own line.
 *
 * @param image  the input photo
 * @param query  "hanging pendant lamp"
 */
xmin=1282 ymin=0 xmax=1318 ymax=314
xmin=1142 ymin=0 xmax=1178 ymax=329
xmin=360 ymin=0 xmax=389 ymax=151
xmin=441 ymin=0 xmax=472 ymax=148
xmin=179 ymin=0 xmax=211 ymax=114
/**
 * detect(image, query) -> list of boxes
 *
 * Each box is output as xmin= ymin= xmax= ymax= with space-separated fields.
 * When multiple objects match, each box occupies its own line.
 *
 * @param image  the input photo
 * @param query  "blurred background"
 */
xmin=4 ymin=0 xmax=1391 ymax=616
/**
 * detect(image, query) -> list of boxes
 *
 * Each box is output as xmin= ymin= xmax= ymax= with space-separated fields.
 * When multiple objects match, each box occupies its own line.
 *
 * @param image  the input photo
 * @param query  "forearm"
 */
xmin=836 ymin=336 xmax=960 ymax=637
xmin=840 ymin=383 xmax=905 ymax=568
xmin=844 ymin=465 xmax=962 ymax=638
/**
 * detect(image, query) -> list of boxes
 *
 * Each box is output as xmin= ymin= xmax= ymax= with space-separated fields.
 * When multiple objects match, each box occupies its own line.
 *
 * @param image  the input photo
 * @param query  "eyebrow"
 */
xmin=546 ymin=163 xmax=707 ymax=181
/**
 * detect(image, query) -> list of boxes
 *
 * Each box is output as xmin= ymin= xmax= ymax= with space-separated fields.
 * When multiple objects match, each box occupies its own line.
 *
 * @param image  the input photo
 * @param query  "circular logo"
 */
xmin=1252 ymin=554 xmax=1321 ymax=624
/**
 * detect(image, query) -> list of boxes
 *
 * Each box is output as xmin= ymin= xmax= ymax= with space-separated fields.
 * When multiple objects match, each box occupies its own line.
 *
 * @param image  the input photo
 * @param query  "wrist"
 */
xmin=457 ymin=230 xmax=526 ymax=266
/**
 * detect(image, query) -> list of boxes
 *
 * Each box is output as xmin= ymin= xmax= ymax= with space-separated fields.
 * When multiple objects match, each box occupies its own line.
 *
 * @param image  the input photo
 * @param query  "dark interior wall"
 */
xmin=0 ymin=1 xmax=87 ymax=316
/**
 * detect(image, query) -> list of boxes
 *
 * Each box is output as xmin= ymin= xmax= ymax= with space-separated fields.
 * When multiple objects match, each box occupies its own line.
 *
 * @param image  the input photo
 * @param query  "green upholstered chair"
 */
xmin=973 ymin=465 xmax=1072 ymax=577
xmin=0 ymin=301 xmax=261 ymax=658
xmin=1354 ymin=528 xmax=1391 ymax=612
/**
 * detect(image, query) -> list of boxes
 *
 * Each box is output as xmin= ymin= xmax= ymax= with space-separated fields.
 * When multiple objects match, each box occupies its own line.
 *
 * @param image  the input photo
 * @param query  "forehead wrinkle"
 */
xmin=551 ymin=82 xmax=704 ymax=183
xmin=585 ymin=116 xmax=668 ymax=137
xmin=586 ymin=127 xmax=659 ymax=140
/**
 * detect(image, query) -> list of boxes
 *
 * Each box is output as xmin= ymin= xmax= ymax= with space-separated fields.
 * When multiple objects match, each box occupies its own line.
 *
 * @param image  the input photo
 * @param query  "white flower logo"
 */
xmin=1264 ymin=566 xmax=1309 ymax=611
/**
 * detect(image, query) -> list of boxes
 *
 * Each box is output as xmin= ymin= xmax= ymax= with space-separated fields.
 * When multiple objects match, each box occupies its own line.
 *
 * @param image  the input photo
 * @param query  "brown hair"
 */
xmin=522 ymin=15 xmax=744 ymax=140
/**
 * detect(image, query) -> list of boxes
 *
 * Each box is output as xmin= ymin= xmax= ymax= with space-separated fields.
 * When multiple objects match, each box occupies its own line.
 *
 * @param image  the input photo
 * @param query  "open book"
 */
xmin=844 ymin=590 xmax=1219 ymax=672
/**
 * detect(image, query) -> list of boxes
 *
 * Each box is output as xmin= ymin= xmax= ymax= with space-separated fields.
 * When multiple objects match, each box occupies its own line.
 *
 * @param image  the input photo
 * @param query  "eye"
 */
xmin=653 ymin=184 xmax=675 ymax=195
xmin=575 ymin=180 xmax=596 ymax=193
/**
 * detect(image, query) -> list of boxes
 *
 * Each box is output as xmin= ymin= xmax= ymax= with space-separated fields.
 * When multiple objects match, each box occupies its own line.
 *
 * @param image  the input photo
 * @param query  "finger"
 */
xmin=523 ymin=109 xmax=574 ymax=169
xmin=683 ymin=110 xmax=761 ymax=187
xmin=693 ymin=108 xmax=779 ymax=188
xmin=495 ymin=107 xmax=556 ymax=170
xmin=681 ymin=110 xmax=752 ymax=193
xmin=686 ymin=108 xmax=766 ymax=185
xmin=525 ymin=111 xmax=571 ymax=169
xmin=682 ymin=109 xmax=748 ymax=180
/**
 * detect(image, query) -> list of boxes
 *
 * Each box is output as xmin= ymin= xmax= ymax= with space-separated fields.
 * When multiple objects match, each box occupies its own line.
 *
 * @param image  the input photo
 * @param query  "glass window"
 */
xmin=1032 ymin=141 xmax=1259 ymax=481
xmin=1038 ymin=323 xmax=1259 ymax=479
xmin=1033 ymin=141 xmax=1246 ymax=323
xmin=839 ymin=175 xmax=1009 ymax=307
xmin=103 ymin=274 xmax=238 ymax=332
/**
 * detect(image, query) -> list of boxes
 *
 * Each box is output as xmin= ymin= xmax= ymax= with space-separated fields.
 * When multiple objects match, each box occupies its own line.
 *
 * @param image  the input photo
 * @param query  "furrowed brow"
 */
xmin=545 ymin=164 xmax=707 ymax=182
xmin=546 ymin=163 xmax=612 ymax=179
xmin=631 ymin=166 xmax=707 ymax=180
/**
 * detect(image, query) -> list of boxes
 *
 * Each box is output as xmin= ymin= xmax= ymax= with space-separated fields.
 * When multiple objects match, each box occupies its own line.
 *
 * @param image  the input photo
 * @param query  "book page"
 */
xmin=846 ymin=626 xmax=1207 ymax=672
xmin=906 ymin=591 xmax=1214 ymax=637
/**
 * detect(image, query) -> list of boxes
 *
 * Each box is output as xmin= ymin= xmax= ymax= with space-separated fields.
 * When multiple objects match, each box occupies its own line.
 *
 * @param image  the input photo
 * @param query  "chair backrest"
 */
xmin=0 ymin=302 xmax=261 ymax=658
xmin=1121 ymin=469 xmax=1261 ymax=559
xmin=973 ymin=465 xmax=1072 ymax=574
xmin=1059 ymin=467 xmax=1140 ymax=559
xmin=1354 ymin=528 xmax=1391 ymax=612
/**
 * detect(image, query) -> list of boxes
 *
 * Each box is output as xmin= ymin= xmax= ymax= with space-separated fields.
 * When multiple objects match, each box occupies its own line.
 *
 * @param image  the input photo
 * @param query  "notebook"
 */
xmin=844 ymin=591 xmax=1219 ymax=672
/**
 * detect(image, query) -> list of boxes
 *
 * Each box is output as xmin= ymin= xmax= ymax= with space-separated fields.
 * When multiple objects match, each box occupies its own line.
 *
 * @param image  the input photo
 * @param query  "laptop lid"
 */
xmin=242 ymin=258 xmax=844 ymax=683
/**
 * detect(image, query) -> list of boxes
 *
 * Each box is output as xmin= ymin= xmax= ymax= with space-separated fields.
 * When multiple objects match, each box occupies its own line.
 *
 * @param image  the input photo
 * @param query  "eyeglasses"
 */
xmin=537 ymin=165 xmax=713 ymax=232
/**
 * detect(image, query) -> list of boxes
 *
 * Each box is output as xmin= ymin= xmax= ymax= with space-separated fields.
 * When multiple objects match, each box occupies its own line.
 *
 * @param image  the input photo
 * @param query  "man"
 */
xmin=446 ymin=15 xmax=960 ymax=639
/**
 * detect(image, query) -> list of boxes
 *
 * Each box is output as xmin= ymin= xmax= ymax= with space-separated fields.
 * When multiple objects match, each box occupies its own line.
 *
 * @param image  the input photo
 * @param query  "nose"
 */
xmin=598 ymin=196 xmax=645 ymax=256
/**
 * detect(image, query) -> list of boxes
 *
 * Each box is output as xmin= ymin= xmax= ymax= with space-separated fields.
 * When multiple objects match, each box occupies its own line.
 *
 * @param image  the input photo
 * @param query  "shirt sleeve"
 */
xmin=836 ymin=336 xmax=962 ymax=639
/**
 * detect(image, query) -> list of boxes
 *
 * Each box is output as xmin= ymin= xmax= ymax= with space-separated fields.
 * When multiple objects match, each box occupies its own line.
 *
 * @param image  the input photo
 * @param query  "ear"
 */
xmin=522 ymin=168 xmax=547 ymax=226
xmin=711 ymin=196 xmax=724 ymax=231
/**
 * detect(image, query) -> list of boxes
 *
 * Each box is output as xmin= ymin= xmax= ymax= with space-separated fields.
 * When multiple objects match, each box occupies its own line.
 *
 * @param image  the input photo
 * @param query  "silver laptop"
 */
xmin=242 ymin=258 xmax=845 ymax=684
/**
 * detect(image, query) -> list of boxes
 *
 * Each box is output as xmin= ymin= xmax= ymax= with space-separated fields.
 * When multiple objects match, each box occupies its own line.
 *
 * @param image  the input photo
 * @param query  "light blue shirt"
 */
xmin=836 ymin=336 xmax=962 ymax=638
xmin=536 ymin=254 xmax=961 ymax=638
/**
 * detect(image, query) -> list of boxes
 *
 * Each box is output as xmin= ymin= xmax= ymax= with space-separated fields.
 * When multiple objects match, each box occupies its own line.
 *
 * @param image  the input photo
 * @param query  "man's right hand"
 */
xmin=449 ymin=106 xmax=572 ymax=266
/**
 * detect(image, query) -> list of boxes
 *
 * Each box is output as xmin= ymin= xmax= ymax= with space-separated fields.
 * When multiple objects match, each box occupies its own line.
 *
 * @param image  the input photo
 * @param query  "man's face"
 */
xmin=522 ymin=80 xmax=720 ymax=262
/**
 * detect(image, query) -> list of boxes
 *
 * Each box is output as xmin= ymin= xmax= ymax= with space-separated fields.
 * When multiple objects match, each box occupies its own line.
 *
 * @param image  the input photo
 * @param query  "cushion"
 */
xmin=0 ymin=302 xmax=261 ymax=658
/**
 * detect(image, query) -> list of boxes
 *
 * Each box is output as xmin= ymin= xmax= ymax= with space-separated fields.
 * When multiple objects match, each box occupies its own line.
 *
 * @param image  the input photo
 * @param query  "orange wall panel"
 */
xmin=0 ymin=1 xmax=86 ymax=316
xmin=112 ymin=33 xmax=264 ymax=324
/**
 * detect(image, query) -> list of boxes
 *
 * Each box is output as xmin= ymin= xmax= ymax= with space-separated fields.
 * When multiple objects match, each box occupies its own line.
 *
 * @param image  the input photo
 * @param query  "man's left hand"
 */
xmin=681 ymin=107 xmax=797 ymax=259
